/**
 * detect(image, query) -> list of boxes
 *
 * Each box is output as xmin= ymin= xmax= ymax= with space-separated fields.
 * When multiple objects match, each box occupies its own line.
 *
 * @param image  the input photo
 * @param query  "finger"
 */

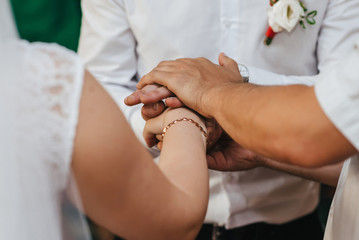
xmin=155 ymin=61 xmax=179 ymax=70
xmin=145 ymin=135 xmax=158 ymax=148
xmin=139 ymin=86 xmax=174 ymax=104
xmin=125 ymin=84 xmax=161 ymax=106
xmin=205 ymin=119 xmax=224 ymax=150
xmin=141 ymin=101 xmax=166 ymax=120
xmin=165 ymin=97 xmax=184 ymax=108
xmin=143 ymin=128 xmax=158 ymax=148
xmin=124 ymin=91 xmax=141 ymax=106
xmin=206 ymin=154 xmax=217 ymax=169
xmin=218 ymin=53 xmax=240 ymax=72
xmin=137 ymin=70 xmax=173 ymax=90
xmin=143 ymin=115 xmax=164 ymax=148
xmin=155 ymin=134 xmax=163 ymax=144
xmin=157 ymin=141 xmax=163 ymax=151
xmin=206 ymin=151 xmax=227 ymax=171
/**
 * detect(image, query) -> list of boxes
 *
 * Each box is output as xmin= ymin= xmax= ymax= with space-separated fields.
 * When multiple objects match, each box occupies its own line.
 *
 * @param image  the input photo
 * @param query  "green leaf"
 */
xmin=299 ymin=20 xmax=306 ymax=29
xmin=264 ymin=37 xmax=273 ymax=46
xmin=306 ymin=10 xmax=317 ymax=25
xmin=270 ymin=0 xmax=277 ymax=6
xmin=307 ymin=10 xmax=318 ymax=18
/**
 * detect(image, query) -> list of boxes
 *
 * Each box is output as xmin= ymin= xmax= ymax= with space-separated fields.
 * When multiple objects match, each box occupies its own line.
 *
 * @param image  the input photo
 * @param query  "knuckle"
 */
xmin=157 ymin=60 xmax=168 ymax=67
xmin=197 ymin=57 xmax=209 ymax=63
xmin=172 ymin=71 xmax=183 ymax=80
xmin=144 ymin=71 xmax=157 ymax=81
xmin=141 ymin=73 xmax=150 ymax=82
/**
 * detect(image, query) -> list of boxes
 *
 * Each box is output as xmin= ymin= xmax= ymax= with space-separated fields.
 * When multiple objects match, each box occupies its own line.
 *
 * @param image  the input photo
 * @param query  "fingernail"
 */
xmin=127 ymin=95 xmax=135 ymax=101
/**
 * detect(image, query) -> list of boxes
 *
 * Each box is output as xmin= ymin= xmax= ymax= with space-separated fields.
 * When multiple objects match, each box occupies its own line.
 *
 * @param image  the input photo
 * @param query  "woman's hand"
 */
xmin=143 ymin=107 xmax=207 ymax=149
xmin=143 ymin=107 xmax=223 ymax=150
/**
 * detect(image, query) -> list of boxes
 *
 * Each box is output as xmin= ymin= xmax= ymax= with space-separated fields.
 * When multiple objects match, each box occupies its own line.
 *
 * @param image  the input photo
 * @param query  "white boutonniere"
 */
xmin=265 ymin=0 xmax=317 ymax=45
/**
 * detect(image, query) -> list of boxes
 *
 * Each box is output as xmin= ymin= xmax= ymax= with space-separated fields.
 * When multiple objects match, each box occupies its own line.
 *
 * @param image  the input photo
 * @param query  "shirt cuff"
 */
xmin=245 ymin=64 xmax=316 ymax=86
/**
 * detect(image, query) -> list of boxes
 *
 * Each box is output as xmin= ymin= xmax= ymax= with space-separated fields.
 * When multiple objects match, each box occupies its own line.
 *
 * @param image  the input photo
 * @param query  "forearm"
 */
xmin=258 ymin=155 xmax=343 ymax=186
xmin=158 ymin=109 xmax=209 ymax=239
xmin=208 ymin=83 xmax=354 ymax=167
xmin=102 ymin=83 xmax=149 ymax=145
xmin=73 ymin=72 xmax=208 ymax=239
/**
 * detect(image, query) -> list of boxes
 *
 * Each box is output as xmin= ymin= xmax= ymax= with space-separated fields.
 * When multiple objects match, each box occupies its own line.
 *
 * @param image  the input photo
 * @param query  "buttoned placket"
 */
xmin=219 ymin=0 xmax=241 ymax=56
xmin=211 ymin=223 xmax=225 ymax=240
xmin=218 ymin=0 xmax=244 ymax=230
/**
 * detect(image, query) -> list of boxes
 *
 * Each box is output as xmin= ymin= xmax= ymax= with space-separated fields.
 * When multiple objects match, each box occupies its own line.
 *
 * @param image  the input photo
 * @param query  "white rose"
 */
xmin=267 ymin=0 xmax=304 ymax=33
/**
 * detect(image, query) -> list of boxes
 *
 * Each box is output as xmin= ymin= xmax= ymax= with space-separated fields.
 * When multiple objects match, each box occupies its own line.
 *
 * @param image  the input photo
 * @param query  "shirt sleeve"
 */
xmin=78 ymin=0 xmax=146 ymax=143
xmin=247 ymin=0 xmax=359 ymax=87
xmin=315 ymin=40 xmax=359 ymax=151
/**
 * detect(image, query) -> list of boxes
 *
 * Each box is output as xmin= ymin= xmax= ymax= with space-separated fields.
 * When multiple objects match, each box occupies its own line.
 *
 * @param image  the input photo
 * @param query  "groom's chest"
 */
xmin=124 ymin=0 xmax=328 ymax=72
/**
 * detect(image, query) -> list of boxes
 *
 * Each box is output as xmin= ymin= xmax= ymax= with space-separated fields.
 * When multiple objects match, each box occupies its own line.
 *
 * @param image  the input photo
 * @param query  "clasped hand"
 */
xmin=125 ymin=53 xmax=263 ymax=171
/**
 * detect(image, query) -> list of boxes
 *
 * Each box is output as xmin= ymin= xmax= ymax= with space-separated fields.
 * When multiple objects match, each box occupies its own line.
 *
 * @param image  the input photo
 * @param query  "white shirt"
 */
xmin=315 ymin=40 xmax=359 ymax=240
xmin=79 ymin=0 xmax=359 ymax=228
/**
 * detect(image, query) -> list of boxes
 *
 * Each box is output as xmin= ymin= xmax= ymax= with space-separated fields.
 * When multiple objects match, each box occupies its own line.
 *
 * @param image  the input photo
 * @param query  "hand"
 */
xmin=125 ymin=84 xmax=184 ymax=120
xmin=137 ymin=53 xmax=243 ymax=118
xmin=143 ymin=107 xmax=206 ymax=149
xmin=125 ymin=84 xmax=181 ymax=106
xmin=207 ymin=133 xmax=263 ymax=171
xmin=143 ymin=109 xmax=223 ymax=150
xmin=205 ymin=118 xmax=224 ymax=151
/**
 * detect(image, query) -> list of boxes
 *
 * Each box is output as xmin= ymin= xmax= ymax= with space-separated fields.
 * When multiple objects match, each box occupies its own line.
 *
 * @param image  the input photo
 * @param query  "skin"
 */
xmin=205 ymin=133 xmax=343 ymax=186
xmin=71 ymin=71 xmax=209 ymax=240
xmin=127 ymin=53 xmax=357 ymax=170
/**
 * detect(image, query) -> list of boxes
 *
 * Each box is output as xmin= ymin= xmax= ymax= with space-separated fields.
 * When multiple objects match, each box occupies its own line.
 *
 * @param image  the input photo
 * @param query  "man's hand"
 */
xmin=207 ymin=133 xmax=263 ymax=171
xmin=125 ymin=84 xmax=176 ymax=106
xmin=205 ymin=118 xmax=224 ymax=151
xmin=125 ymin=84 xmax=183 ymax=120
xmin=136 ymin=53 xmax=243 ymax=118
xmin=207 ymin=134 xmax=344 ymax=186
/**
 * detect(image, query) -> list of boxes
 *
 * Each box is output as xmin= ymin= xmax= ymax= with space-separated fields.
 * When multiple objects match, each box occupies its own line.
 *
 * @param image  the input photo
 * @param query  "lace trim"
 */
xmin=14 ymin=41 xmax=84 ymax=190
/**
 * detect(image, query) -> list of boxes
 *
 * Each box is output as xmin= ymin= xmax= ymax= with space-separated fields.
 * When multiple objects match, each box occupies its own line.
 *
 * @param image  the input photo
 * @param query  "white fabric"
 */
xmin=315 ymin=40 xmax=359 ymax=240
xmin=0 ymin=0 xmax=18 ymax=42
xmin=79 ymin=0 xmax=359 ymax=228
xmin=0 ymin=1 xmax=90 ymax=238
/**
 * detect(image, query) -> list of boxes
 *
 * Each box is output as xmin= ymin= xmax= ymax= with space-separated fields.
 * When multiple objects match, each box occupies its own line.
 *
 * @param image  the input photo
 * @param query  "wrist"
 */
xmin=201 ymin=87 xmax=218 ymax=118
xmin=162 ymin=108 xmax=207 ymax=143
xmin=204 ymin=82 xmax=235 ymax=119
xmin=164 ymin=108 xmax=205 ymax=128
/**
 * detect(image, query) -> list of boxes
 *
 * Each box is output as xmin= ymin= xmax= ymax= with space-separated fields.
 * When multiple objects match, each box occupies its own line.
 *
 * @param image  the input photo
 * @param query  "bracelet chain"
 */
xmin=162 ymin=117 xmax=207 ymax=140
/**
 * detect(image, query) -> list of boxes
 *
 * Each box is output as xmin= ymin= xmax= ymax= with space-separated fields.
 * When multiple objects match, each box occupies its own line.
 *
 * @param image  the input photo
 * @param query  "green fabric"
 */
xmin=10 ymin=0 xmax=82 ymax=51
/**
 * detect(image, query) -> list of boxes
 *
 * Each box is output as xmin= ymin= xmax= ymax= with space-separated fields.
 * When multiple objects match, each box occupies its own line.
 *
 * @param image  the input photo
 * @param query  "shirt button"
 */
xmin=226 ymin=174 xmax=233 ymax=181
xmin=222 ymin=20 xmax=232 ymax=28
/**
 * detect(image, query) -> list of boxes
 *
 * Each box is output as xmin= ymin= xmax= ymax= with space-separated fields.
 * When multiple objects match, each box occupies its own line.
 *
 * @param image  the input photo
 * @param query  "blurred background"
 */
xmin=11 ymin=0 xmax=81 ymax=51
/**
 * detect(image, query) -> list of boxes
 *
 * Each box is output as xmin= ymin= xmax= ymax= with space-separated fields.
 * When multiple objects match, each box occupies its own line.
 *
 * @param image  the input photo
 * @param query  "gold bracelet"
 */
xmin=162 ymin=117 xmax=207 ymax=140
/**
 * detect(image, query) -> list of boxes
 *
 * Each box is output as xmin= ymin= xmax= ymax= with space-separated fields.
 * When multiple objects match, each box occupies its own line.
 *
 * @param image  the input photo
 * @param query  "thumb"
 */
xmin=206 ymin=151 xmax=228 ymax=171
xmin=218 ymin=53 xmax=240 ymax=72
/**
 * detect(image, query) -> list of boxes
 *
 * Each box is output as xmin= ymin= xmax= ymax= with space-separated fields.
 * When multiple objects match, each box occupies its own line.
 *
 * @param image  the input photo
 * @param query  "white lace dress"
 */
xmin=0 ymin=41 xmax=88 ymax=240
